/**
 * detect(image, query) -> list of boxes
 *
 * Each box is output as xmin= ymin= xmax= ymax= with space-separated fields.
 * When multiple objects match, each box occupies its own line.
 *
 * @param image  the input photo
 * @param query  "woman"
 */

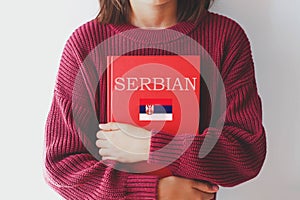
xmin=44 ymin=0 xmax=266 ymax=199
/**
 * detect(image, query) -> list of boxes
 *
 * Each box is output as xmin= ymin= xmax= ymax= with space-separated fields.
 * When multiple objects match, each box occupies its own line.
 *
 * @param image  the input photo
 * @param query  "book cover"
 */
xmin=106 ymin=55 xmax=200 ymax=177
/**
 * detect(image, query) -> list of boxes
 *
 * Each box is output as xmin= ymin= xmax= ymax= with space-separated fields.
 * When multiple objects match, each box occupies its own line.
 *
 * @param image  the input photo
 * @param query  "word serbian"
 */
xmin=114 ymin=77 xmax=197 ymax=91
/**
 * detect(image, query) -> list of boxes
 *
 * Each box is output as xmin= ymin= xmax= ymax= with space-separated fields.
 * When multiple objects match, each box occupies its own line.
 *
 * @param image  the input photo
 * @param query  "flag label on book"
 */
xmin=139 ymin=99 xmax=173 ymax=121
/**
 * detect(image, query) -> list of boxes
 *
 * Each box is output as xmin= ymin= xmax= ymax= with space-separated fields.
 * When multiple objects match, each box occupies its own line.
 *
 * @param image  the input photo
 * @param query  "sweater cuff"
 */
xmin=148 ymin=130 xmax=195 ymax=167
xmin=148 ymin=129 xmax=223 ymax=166
xmin=126 ymin=175 xmax=159 ymax=200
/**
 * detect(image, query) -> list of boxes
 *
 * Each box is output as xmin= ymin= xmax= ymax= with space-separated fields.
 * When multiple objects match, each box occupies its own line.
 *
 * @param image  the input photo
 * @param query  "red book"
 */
xmin=106 ymin=55 xmax=200 ymax=177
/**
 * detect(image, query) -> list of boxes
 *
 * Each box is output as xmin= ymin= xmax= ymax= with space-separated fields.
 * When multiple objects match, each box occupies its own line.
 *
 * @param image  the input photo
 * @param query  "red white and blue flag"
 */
xmin=139 ymin=99 xmax=173 ymax=121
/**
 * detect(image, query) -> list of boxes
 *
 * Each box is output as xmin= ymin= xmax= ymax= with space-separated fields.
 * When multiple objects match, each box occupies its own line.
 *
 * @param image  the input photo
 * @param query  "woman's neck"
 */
xmin=129 ymin=0 xmax=178 ymax=29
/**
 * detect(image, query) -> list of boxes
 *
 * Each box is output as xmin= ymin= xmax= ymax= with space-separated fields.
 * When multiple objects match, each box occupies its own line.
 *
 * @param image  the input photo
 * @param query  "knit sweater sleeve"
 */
xmin=148 ymin=22 xmax=267 ymax=187
xmin=44 ymin=32 xmax=159 ymax=200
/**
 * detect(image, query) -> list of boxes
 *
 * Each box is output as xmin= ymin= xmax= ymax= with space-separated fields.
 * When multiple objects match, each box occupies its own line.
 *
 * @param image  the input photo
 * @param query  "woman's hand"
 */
xmin=158 ymin=176 xmax=218 ymax=200
xmin=96 ymin=122 xmax=151 ymax=163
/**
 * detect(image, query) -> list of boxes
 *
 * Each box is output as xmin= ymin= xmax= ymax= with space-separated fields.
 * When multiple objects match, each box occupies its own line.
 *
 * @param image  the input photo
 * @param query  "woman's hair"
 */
xmin=96 ymin=0 xmax=213 ymax=24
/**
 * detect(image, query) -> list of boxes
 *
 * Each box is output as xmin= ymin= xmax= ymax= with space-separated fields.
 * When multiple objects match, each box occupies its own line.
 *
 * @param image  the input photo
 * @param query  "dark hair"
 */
xmin=97 ymin=0 xmax=213 ymax=24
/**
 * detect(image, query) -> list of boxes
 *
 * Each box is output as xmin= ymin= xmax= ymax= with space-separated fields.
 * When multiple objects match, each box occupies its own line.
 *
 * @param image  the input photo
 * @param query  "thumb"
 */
xmin=192 ymin=181 xmax=219 ymax=194
xmin=99 ymin=122 xmax=121 ymax=131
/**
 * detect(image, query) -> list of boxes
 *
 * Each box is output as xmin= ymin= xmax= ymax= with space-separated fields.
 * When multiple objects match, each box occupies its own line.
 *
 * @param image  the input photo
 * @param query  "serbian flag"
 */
xmin=139 ymin=99 xmax=173 ymax=121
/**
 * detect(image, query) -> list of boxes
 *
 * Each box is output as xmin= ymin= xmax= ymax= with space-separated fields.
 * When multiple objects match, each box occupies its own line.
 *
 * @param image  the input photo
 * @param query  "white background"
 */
xmin=0 ymin=0 xmax=299 ymax=199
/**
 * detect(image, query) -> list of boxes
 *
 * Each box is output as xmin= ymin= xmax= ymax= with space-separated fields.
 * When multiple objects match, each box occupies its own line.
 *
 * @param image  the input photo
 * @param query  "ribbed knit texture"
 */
xmin=44 ymin=11 xmax=266 ymax=200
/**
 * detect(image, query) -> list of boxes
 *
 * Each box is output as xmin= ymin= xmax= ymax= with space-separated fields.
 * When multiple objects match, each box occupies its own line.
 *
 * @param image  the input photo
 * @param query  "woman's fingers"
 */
xmin=96 ymin=139 xmax=109 ymax=148
xmin=192 ymin=181 xmax=219 ymax=194
xmin=102 ymin=157 xmax=117 ymax=161
xmin=193 ymin=189 xmax=215 ymax=200
xmin=99 ymin=148 xmax=111 ymax=157
xmin=95 ymin=122 xmax=151 ymax=163
xmin=158 ymin=176 xmax=217 ymax=200
xmin=96 ymin=130 xmax=116 ymax=139
xmin=99 ymin=122 xmax=121 ymax=131
xmin=96 ymin=131 xmax=106 ymax=139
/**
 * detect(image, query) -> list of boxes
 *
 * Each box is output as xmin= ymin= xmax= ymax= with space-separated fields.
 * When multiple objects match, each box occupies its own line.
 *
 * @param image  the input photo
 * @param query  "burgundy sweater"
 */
xmin=44 ymin=11 xmax=266 ymax=200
